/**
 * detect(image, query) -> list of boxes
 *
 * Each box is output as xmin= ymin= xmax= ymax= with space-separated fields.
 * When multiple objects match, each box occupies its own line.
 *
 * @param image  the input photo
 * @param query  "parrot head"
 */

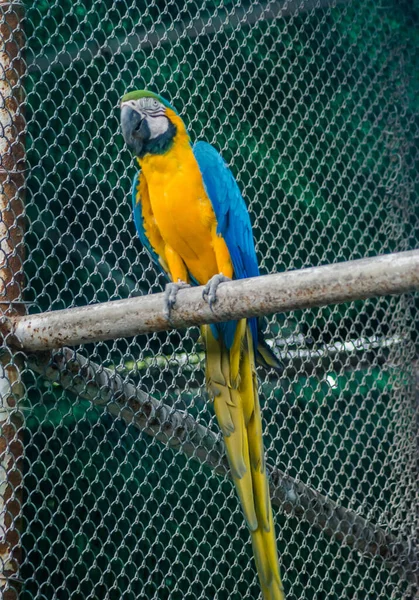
xmin=120 ymin=89 xmax=182 ymax=158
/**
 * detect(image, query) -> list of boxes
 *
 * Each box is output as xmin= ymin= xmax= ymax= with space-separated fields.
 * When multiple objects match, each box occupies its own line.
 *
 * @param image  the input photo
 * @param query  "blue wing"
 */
xmin=193 ymin=141 xmax=259 ymax=348
xmin=131 ymin=171 xmax=169 ymax=281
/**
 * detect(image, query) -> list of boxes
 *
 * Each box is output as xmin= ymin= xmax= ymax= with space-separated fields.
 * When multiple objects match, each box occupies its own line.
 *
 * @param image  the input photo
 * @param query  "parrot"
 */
xmin=120 ymin=89 xmax=285 ymax=600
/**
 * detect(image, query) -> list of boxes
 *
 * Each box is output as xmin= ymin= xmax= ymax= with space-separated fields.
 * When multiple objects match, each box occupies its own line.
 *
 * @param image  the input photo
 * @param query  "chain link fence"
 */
xmin=0 ymin=0 xmax=418 ymax=598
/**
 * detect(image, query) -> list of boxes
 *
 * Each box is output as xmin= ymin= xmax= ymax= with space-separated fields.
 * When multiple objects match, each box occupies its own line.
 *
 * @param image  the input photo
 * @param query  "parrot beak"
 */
xmin=120 ymin=104 xmax=150 ymax=157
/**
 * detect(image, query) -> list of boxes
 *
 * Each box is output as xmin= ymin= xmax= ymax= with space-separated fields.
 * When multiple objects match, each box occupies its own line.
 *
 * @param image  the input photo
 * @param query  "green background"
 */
xmin=20 ymin=1 xmax=418 ymax=598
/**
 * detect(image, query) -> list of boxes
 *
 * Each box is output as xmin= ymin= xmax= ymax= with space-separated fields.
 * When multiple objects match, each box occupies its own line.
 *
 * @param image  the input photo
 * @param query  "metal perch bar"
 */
xmin=27 ymin=348 xmax=417 ymax=584
xmin=113 ymin=334 xmax=403 ymax=379
xmin=4 ymin=250 xmax=419 ymax=352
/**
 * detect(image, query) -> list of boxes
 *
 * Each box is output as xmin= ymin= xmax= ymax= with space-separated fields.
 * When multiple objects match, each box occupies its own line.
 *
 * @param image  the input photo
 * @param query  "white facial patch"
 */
xmin=147 ymin=115 xmax=169 ymax=139
xmin=121 ymin=97 xmax=169 ymax=139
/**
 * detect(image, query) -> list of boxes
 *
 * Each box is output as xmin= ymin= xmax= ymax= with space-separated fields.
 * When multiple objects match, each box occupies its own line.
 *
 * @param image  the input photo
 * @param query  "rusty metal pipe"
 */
xmin=4 ymin=250 xmax=419 ymax=352
xmin=0 ymin=1 xmax=26 ymax=597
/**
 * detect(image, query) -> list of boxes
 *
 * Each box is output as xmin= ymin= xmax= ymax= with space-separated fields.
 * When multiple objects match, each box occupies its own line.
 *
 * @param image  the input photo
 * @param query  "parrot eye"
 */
xmin=153 ymin=100 xmax=159 ymax=107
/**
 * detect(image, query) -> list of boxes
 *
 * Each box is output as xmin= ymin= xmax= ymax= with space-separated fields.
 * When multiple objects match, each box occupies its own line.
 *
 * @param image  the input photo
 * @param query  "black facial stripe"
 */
xmin=149 ymin=111 xmax=166 ymax=118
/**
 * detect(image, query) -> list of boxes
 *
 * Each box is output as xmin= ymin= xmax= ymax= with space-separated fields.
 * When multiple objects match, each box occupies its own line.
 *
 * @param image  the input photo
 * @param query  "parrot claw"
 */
xmin=164 ymin=280 xmax=190 ymax=321
xmin=202 ymin=273 xmax=231 ymax=310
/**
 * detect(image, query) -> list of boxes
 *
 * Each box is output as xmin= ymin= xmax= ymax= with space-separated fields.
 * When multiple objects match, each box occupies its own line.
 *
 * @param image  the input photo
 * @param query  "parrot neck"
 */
xmin=137 ymin=114 xmax=191 ymax=176
xmin=138 ymin=120 xmax=177 ymax=158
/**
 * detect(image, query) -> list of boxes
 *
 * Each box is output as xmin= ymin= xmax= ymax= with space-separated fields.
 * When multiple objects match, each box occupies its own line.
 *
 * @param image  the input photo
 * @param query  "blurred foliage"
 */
xmin=19 ymin=0 xmax=418 ymax=599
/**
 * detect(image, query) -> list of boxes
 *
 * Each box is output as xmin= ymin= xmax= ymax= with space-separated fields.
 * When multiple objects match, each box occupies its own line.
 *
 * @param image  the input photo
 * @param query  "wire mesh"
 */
xmin=1 ymin=0 xmax=418 ymax=598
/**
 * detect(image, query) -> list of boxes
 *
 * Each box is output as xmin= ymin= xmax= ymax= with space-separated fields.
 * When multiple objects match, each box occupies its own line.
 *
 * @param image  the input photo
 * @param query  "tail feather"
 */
xmin=240 ymin=334 xmax=270 ymax=533
xmin=202 ymin=323 xmax=285 ymax=600
xmin=213 ymin=374 xmax=258 ymax=531
xmin=256 ymin=320 xmax=282 ymax=372
xmin=230 ymin=317 xmax=247 ymax=384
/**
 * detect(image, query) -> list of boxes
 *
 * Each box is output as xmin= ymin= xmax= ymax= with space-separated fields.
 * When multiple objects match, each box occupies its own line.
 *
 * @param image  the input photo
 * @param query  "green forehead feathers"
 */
xmin=121 ymin=89 xmax=178 ymax=114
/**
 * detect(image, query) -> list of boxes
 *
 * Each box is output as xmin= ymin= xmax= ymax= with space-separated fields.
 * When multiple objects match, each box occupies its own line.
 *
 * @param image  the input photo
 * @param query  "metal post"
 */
xmin=0 ymin=1 xmax=25 ymax=598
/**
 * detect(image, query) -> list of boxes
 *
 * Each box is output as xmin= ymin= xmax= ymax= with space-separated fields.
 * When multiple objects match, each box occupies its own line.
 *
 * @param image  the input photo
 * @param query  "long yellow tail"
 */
xmin=202 ymin=322 xmax=285 ymax=600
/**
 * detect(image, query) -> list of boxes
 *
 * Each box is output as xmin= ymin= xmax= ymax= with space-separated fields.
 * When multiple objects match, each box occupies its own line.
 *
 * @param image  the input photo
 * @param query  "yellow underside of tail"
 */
xmin=202 ymin=322 xmax=285 ymax=600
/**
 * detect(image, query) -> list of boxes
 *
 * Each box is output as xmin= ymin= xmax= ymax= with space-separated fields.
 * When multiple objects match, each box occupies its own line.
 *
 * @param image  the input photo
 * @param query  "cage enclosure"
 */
xmin=0 ymin=1 xmax=417 ymax=599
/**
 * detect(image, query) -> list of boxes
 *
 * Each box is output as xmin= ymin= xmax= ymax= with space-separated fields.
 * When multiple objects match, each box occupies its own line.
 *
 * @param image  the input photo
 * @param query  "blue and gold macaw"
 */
xmin=120 ymin=90 xmax=284 ymax=600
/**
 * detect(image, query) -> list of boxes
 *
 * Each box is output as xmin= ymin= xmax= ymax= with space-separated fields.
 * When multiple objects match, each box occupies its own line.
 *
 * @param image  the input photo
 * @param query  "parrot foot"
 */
xmin=202 ymin=273 xmax=231 ymax=310
xmin=164 ymin=279 xmax=190 ymax=321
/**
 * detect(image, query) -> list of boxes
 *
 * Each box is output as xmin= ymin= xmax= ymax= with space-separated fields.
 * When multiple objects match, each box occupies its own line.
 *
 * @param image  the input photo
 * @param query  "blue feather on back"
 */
xmin=193 ymin=141 xmax=259 ymax=349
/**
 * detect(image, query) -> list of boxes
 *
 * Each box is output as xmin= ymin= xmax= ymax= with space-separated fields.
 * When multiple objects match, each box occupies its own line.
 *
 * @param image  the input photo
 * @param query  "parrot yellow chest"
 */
xmin=139 ymin=132 xmax=223 ymax=284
